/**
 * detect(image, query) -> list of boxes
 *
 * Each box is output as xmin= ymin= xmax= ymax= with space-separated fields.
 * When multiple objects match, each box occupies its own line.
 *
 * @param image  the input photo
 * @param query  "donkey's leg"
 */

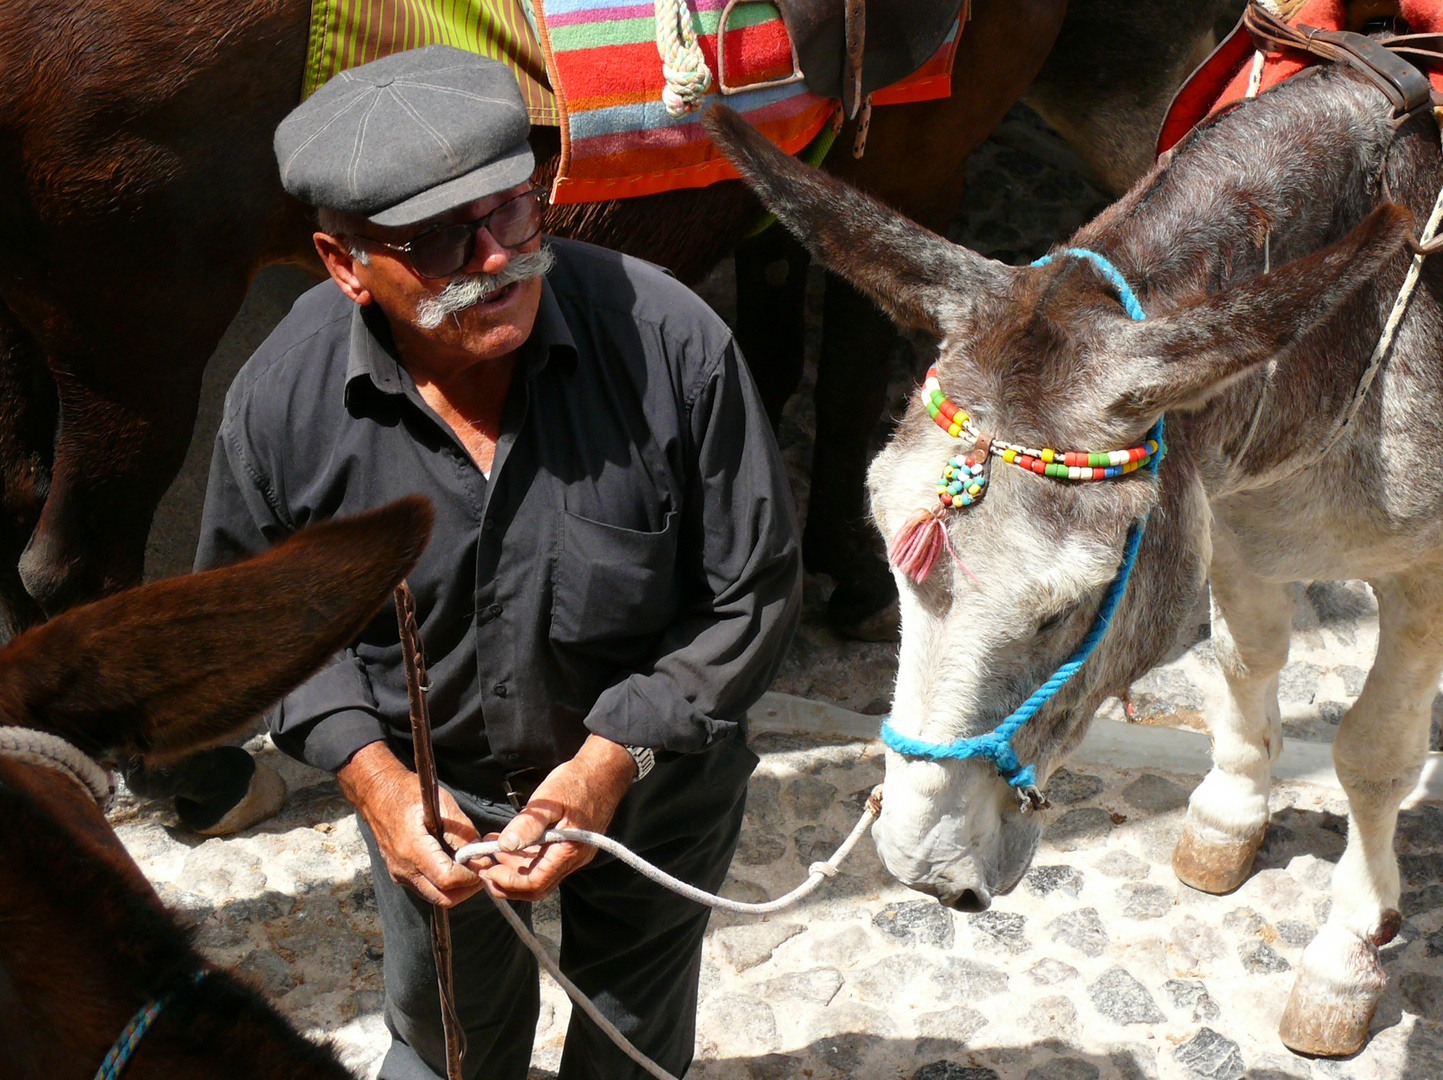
xmin=733 ymin=225 xmax=811 ymax=429
xmin=805 ymin=274 xmax=905 ymax=639
xmin=1174 ymin=523 xmax=1293 ymax=893
xmin=1277 ymin=567 xmax=1443 ymax=1057
xmin=18 ymin=342 xmax=213 ymax=615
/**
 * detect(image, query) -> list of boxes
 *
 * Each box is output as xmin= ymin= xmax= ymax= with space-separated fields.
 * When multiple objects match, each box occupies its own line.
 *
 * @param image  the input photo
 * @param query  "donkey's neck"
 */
xmin=1073 ymin=67 xmax=1420 ymax=496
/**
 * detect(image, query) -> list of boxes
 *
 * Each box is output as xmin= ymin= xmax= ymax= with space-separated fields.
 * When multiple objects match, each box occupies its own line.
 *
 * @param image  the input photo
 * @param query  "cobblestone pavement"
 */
xmin=113 ymin=702 xmax=1443 ymax=1080
xmin=114 ymin=108 xmax=1443 ymax=1079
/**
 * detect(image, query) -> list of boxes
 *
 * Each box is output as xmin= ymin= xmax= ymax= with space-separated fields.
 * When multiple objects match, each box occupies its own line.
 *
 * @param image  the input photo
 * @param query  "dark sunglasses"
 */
xmin=355 ymin=188 xmax=547 ymax=279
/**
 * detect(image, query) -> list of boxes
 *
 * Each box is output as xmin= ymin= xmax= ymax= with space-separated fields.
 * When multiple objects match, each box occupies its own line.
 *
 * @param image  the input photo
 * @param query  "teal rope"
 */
xmin=880 ymin=447 xmax=1156 ymax=786
xmin=1031 ymin=247 xmax=1147 ymax=320
xmin=95 ymin=972 xmax=207 ymax=1080
xmin=880 ymin=247 xmax=1158 ymax=788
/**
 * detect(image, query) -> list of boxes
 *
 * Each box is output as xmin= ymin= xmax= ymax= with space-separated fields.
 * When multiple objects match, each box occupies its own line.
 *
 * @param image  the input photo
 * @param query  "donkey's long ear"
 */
xmin=705 ymin=105 xmax=1011 ymax=336
xmin=0 ymin=497 xmax=433 ymax=760
xmin=1106 ymin=202 xmax=1413 ymax=417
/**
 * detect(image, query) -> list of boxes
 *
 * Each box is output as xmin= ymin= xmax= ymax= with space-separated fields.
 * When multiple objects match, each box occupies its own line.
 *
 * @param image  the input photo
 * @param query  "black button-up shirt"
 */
xmin=196 ymin=238 xmax=801 ymax=789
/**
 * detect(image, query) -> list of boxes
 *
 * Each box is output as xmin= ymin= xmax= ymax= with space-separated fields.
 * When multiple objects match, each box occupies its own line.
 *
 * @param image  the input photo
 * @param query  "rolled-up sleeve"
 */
xmin=582 ymin=338 xmax=802 ymax=752
xmin=195 ymin=416 xmax=388 ymax=772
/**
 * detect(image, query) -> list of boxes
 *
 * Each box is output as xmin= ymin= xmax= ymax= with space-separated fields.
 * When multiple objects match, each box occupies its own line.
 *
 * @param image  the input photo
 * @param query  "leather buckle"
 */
xmin=502 ymin=767 xmax=538 ymax=812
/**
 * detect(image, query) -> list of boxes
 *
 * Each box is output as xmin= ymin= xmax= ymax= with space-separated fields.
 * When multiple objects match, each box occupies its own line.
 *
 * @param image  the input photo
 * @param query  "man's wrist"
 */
xmin=575 ymin=734 xmax=642 ymax=787
xmin=336 ymin=739 xmax=401 ymax=808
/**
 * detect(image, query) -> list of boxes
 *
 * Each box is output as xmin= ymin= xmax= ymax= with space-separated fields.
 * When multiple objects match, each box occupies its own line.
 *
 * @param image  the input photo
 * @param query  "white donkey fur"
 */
xmin=707 ymin=53 xmax=1443 ymax=1056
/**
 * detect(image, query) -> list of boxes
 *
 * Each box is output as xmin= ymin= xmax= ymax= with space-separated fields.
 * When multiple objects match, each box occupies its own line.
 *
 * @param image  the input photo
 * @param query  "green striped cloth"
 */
xmin=303 ymin=0 xmax=558 ymax=125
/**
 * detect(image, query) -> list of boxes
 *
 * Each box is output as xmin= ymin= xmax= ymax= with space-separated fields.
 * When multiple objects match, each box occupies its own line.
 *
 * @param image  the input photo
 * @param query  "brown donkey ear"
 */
xmin=704 ymin=104 xmax=1013 ymax=337
xmin=1105 ymin=201 xmax=1414 ymax=418
xmin=0 ymin=496 xmax=433 ymax=760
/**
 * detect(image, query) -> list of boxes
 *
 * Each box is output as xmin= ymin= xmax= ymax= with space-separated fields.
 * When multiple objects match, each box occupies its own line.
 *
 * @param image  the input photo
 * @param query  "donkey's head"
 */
xmin=706 ymin=105 xmax=1410 ymax=909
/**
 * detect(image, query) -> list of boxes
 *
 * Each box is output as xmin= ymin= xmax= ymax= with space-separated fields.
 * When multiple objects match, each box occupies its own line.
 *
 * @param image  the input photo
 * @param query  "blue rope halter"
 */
xmin=880 ymin=248 xmax=1162 ymax=789
xmin=94 ymin=971 xmax=208 ymax=1080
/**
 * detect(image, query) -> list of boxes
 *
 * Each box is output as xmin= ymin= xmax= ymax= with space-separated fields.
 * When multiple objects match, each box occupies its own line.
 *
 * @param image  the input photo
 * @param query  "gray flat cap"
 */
xmin=276 ymin=46 xmax=534 ymax=227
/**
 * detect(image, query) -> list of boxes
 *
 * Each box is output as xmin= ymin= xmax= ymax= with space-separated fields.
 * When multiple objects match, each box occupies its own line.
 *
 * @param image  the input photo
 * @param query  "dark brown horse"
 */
xmin=0 ymin=0 xmax=1234 ymax=639
xmin=0 ymin=497 xmax=431 ymax=1079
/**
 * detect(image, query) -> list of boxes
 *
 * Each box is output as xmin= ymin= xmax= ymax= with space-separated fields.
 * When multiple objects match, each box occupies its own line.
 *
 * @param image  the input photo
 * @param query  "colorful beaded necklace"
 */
xmin=923 ymin=366 xmax=1160 ymax=496
xmin=888 ymin=364 xmax=1163 ymax=583
xmin=880 ymin=247 xmax=1164 ymax=789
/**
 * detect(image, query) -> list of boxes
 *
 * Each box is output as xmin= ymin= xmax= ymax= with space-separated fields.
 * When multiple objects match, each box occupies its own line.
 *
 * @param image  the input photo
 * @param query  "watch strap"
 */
xmin=623 ymin=744 xmax=655 ymax=782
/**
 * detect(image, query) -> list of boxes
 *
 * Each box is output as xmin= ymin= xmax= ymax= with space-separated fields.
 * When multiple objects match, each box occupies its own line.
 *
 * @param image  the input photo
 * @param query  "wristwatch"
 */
xmin=623 ymin=744 xmax=655 ymax=782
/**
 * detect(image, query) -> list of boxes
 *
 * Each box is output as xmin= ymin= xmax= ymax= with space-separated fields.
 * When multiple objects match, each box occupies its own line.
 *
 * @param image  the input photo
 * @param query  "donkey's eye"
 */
xmin=1037 ymin=607 xmax=1075 ymax=634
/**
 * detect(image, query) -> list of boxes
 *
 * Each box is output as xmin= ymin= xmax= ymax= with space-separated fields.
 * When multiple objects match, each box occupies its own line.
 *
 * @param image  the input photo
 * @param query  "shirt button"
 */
xmin=482 ymin=519 xmax=497 ymax=532
xmin=493 ymin=682 xmax=508 ymax=698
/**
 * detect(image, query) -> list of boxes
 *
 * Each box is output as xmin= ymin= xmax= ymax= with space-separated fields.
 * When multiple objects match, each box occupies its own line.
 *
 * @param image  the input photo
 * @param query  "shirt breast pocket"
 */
xmin=551 ymin=509 xmax=680 ymax=651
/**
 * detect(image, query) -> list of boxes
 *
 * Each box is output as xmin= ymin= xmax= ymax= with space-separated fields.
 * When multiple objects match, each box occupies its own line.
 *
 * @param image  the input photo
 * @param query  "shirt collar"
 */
xmin=343 ymin=270 xmax=578 ymax=408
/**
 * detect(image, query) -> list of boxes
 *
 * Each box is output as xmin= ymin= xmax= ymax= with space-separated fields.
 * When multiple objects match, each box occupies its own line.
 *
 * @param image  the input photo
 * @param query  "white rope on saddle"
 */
xmin=454 ymin=786 xmax=884 ymax=1080
xmin=655 ymin=0 xmax=712 ymax=116
xmin=0 ymin=726 xmax=111 ymax=804
xmin=1246 ymin=0 xmax=1282 ymax=99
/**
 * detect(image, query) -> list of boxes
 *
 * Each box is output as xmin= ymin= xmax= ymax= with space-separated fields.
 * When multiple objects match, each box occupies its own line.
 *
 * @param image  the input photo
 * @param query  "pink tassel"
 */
xmin=887 ymin=508 xmax=977 ymax=585
xmin=889 ymin=509 xmax=946 ymax=583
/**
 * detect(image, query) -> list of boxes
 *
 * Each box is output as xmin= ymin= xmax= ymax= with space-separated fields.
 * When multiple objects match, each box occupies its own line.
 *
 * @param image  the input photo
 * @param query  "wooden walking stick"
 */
xmin=395 ymin=581 xmax=466 ymax=1080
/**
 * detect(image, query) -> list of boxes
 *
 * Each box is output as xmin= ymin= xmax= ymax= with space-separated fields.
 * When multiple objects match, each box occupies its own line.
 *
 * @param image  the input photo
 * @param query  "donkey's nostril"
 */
xmin=948 ymin=888 xmax=990 ymax=913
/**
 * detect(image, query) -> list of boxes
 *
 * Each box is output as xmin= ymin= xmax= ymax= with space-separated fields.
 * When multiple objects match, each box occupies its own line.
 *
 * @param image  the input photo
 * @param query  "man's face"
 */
xmin=318 ymin=183 xmax=547 ymax=374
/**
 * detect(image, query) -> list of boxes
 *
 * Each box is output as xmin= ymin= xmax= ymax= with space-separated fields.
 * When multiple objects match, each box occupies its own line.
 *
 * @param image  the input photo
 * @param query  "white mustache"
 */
xmin=414 ymin=245 xmax=556 ymax=330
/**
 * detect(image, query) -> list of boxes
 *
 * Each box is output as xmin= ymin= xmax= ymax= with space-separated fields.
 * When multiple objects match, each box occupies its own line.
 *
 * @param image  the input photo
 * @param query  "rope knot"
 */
xmin=808 ymin=861 xmax=840 ymax=878
xmin=655 ymin=0 xmax=711 ymax=116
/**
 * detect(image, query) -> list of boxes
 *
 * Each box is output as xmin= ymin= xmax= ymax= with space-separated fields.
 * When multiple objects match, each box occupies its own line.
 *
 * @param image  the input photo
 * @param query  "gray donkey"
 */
xmin=707 ymin=59 xmax=1442 ymax=1057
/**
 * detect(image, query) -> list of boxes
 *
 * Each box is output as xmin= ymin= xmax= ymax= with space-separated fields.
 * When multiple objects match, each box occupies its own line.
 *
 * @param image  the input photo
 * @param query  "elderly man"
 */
xmin=195 ymin=46 xmax=801 ymax=1080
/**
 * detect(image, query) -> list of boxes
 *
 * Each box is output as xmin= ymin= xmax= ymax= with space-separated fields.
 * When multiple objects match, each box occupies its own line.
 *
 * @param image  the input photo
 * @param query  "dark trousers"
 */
xmin=361 ymin=732 xmax=757 ymax=1080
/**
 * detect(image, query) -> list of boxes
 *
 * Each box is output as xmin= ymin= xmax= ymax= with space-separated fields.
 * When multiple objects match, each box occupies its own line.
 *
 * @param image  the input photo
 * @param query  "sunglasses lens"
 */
xmin=399 ymin=191 xmax=544 ymax=277
xmin=487 ymin=192 xmax=543 ymax=248
xmin=408 ymin=225 xmax=473 ymax=278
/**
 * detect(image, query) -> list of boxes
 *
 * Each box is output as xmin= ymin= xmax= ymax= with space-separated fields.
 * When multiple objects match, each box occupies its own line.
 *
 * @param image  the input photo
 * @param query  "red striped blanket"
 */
xmin=304 ymin=0 xmax=964 ymax=205
xmin=536 ymin=0 xmax=963 ymax=204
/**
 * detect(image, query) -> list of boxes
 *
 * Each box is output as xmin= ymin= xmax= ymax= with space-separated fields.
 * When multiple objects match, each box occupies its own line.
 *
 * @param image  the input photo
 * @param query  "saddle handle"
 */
xmin=1244 ymin=2 xmax=1438 ymax=118
xmin=716 ymin=0 xmax=806 ymax=95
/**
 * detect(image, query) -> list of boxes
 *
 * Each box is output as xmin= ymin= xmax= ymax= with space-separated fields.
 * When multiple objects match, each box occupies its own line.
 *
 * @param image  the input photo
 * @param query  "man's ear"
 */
xmin=313 ymin=231 xmax=373 ymax=306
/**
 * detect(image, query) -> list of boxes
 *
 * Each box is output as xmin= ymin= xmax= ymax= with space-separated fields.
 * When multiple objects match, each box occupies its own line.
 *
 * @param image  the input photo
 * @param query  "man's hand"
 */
xmin=338 ymin=741 xmax=484 ymax=907
xmin=471 ymin=735 xmax=636 ymax=901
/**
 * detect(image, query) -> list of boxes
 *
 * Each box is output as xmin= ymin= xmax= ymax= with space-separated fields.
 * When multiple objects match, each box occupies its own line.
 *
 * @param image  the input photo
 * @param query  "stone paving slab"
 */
xmin=111 ymin=713 xmax=1443 ymax=1080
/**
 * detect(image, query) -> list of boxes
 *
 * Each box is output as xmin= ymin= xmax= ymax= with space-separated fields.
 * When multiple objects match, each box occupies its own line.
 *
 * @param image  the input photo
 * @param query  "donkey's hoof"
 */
xmin=1172 ymin=820 xmax=1265 ymax=894
xmin=1278 ymin=977 xmax=1379 ymax=1057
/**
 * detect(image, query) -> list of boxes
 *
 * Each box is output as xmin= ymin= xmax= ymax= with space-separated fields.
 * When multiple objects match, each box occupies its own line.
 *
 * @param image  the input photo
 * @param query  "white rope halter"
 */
xmin=0 ymin=726 xmax=112 ymax=804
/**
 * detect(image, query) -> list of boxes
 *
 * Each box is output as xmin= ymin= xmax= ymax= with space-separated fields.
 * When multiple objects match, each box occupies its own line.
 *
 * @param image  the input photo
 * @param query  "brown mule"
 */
xmin=0 ymin=497 xmax=432 ymax=1079
xmin=0 ymin=0 xmax=1232 ymax=640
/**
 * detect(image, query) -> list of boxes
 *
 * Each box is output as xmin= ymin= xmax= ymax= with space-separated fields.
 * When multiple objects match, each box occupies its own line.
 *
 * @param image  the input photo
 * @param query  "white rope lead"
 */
xmin=455 ymin=785 xmax=881 ymax=914
xmin=458 ymin=786 xmax=882 ymax=1080
xmin=1309 ymin=175 xmax=1443 ymax=464
xmin=0 ymin=726 xmax=112 ymax=803
xmin=487 ymin=893 xmax=683 ymax=1080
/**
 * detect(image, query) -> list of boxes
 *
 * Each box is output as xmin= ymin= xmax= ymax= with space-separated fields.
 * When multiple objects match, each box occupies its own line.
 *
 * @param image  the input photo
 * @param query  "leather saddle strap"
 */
xmin=396 ymin=582 xmax=466 ymax=1080
xmin=1243 ymin=2 xmax=1438 ymax=116
xmin=843 ymin=0 xmax=866 ymax=119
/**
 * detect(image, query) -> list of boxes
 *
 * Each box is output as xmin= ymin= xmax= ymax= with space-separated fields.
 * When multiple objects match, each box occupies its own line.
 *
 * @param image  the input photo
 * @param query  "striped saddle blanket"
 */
xmin=304 ymin=0 xmax=963 ymax=204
